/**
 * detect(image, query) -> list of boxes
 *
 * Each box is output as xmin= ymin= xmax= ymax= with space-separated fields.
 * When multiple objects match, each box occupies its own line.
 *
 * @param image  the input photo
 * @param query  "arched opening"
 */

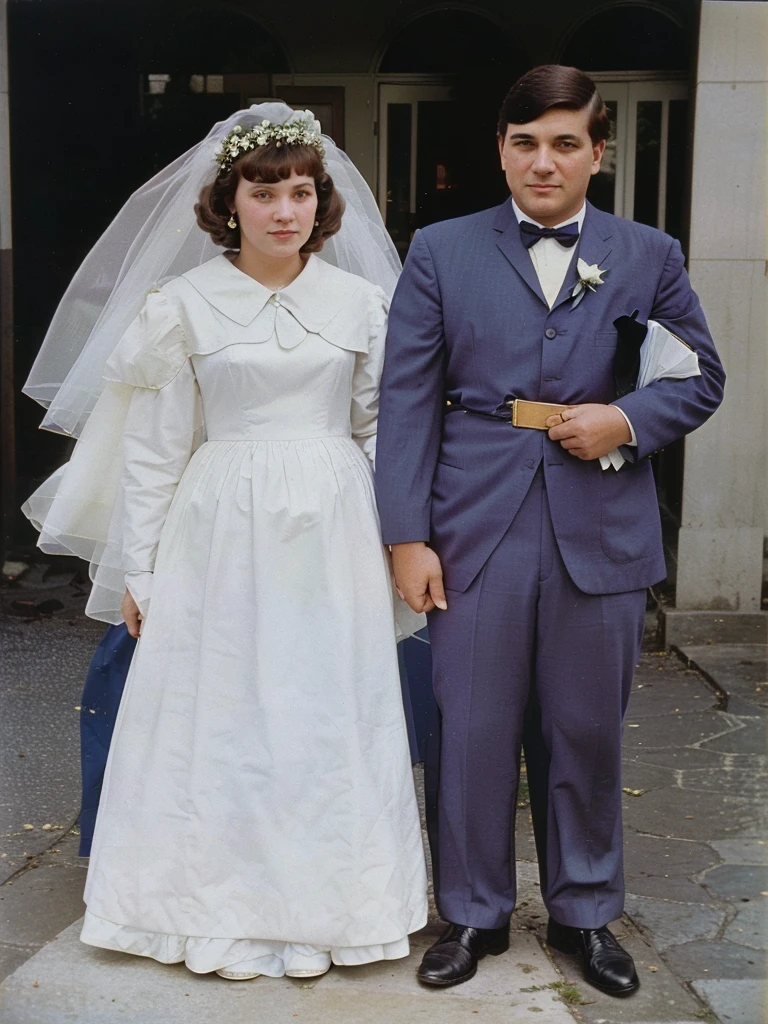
xmin=560 ymin=3 xmax=688 ymax=72
xmin=377 ymin=8 xmax=527 ymax=256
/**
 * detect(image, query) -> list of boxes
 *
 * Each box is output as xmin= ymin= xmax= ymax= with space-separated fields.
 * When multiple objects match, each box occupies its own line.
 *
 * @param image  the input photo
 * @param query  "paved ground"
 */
xmin=0 ymin=570 xmax=765 ymax=1024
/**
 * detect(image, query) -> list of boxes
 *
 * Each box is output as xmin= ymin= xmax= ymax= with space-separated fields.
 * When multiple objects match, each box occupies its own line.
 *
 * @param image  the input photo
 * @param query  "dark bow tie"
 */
xmin=519 ymin=220 xmax=579 ymax=249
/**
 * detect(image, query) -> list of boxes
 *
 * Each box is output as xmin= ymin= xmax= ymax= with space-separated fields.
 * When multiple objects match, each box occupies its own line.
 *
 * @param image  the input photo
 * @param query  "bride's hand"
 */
xmin=121 ymin=589 xmax=143 ymax=638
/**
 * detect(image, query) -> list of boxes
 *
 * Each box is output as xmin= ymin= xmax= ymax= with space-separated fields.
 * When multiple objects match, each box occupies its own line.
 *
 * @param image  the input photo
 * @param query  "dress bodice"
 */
xmin=103 ymin=252 xmax=388 ymax=448
xmin=192 ymin=312 xmax=358 ymax=442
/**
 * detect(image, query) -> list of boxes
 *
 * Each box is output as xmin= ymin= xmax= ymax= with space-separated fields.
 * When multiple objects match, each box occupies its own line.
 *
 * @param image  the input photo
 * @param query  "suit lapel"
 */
xmin=550 ymin=201 xmax=613 ymax=311
xmin=493 ymin=201 xmax=548 ymax=308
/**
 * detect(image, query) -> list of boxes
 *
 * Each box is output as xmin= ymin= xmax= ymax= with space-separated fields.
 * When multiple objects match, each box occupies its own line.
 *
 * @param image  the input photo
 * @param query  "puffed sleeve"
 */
xmin=350 ymin=286 xmax=388 ymax=464
xmin=120 ymin=359 xmax=202 ymax=615
xmin=107 ymin=290 xmax=203 ymax=616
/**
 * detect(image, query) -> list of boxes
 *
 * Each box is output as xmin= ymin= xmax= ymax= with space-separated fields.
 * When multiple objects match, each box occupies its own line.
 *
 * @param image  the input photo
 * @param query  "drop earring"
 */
xmin=314 ymin=220 xmax=319 ymax=227
xmin=227 ymin=213 xmax=237 ymax=230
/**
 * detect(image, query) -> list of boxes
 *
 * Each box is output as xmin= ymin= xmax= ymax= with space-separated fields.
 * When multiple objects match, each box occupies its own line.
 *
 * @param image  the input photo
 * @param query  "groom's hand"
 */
xmin=546 ymin=404 xmax=631 ymax=460
xmin=391 ymin=542 xmax=448 ymax=614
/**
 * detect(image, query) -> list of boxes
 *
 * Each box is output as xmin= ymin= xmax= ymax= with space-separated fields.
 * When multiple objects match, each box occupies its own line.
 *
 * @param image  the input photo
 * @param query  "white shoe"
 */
xmin=285 ymin=965 xmax=331 ymax=978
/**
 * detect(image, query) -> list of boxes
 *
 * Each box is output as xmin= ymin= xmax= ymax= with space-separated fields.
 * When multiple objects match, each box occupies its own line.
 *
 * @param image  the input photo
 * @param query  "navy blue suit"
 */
xmin=375 ymin=201 xmax=724 ymax=928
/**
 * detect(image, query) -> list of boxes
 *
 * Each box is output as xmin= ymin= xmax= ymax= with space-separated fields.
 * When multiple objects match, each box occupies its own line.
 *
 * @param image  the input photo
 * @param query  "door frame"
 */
xmin=376 ymin=81 xmax=454 ymax=221
xmin=591 ymin=78 xmax=689 ymax=229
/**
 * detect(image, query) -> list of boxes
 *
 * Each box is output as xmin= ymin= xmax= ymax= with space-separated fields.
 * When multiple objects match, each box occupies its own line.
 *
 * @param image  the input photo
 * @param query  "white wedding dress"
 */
xmin=74 ymin=253 xmax=428 ymax=975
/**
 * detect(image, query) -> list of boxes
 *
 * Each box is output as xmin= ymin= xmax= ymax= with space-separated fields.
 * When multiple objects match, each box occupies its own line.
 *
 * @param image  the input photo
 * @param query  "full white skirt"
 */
xmin=82 ymin=438 xmax=428 ymax=973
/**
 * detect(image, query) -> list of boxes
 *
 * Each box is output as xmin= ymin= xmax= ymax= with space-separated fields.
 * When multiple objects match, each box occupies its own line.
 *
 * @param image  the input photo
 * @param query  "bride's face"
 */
xmin=231 ymin=171 xmax=319 ymax=261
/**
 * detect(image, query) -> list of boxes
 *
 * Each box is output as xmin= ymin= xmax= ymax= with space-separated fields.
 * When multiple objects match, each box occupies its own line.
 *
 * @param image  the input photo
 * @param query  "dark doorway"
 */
xmin=378 ymin=9 xmax=528 ymax=257
xmin=8 ymin=1 xmax=289 ymax=550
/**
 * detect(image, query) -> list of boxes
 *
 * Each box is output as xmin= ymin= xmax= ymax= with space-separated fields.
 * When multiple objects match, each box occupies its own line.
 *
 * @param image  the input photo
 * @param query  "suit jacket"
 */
xmin=375 ymin=200 xmax=725 ymax=595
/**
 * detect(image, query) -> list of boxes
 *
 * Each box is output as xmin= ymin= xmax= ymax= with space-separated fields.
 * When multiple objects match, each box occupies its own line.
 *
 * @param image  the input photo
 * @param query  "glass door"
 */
xmin=588 ymin=80 xmax=689 ymax=238
xmin=377 ymin=84 xmax=454 ymax=259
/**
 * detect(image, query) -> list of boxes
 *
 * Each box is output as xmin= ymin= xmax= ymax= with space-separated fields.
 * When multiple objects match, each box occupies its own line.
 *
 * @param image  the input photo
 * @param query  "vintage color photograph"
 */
xmin=0 ymin=2 xmax=765 ymax=1023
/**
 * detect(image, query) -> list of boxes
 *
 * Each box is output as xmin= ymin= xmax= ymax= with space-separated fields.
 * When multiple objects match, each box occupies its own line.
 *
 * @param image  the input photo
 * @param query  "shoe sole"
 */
xmin=417 ymin=944 xmax=509 ymax=988
xmin=215 ymin=970 xmax=262 ymax=980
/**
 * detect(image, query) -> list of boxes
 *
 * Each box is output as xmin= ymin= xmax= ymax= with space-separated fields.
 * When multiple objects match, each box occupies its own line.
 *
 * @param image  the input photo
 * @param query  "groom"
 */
xmin=375 ymin=65 xmax=724 ymax=996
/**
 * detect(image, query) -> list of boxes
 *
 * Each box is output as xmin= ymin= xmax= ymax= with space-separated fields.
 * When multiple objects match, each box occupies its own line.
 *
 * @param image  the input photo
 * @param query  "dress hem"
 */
xmin=81 ymin=908 xmax=427 ymax=975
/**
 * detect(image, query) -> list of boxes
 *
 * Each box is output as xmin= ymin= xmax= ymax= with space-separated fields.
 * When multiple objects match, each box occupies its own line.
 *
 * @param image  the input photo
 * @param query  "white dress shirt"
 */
xmin=510 ymin=198 xmax=636 ymax=463
xmin=511 ymin=198 xmax=585 ymax=309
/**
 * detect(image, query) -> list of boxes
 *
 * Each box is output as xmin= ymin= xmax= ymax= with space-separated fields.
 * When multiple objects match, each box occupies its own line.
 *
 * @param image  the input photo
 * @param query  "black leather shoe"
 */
xmin=417 ymin=922 xmax=510 ymax=987
xmin=546 ymin=918 xmax=639 ymax=997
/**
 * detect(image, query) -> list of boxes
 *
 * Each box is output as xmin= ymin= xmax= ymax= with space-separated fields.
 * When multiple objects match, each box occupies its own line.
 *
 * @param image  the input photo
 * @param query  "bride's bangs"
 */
xmin=237 ymin=142 xmax=324 ymax=184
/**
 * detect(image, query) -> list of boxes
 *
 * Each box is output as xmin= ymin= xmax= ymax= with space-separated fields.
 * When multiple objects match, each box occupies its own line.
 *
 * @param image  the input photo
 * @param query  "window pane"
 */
xmin=385 ymin=104 xmax=412 ymax=257
xmin=634 ymin=100 xmax=662 ymax=227
xmin=587 ymin=100 xmax=618 ymax=214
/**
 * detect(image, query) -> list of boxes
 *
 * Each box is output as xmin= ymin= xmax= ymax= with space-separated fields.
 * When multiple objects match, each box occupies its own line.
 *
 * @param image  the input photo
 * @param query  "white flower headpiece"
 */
xmin=214 ymin=111 xmax=325 ymax=175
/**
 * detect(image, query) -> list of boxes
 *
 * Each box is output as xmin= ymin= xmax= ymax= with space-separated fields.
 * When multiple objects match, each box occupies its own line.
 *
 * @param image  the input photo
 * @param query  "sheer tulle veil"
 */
xmin=22 ymin=103 xmax=403 ymax=623
xmin=23 ymin=102 xmax=401 ymax=438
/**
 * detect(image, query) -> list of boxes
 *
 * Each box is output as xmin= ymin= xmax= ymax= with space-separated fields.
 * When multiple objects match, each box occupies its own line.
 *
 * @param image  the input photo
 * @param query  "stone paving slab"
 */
xmin=623 ymin=834 xmax=720 ymax=905
xmin=624 ymin=895 xmax=725 ymax=951
xmin=543 ymin=916 xmax=705 ymax=1024
xmin=0 ymin=616 xmax=102 ymax=881
xmin=662 ymin=939 xmax=765 ymax=981
xmin=0 ymin=918 xmax=578 ymax=1024
xmin=621 ymin=785 xmax=764 ymax=843
xmin=691 ymin=979 xmax=766 ymax=1024
xmin=676 ymin=645 xmax=768 ymax=712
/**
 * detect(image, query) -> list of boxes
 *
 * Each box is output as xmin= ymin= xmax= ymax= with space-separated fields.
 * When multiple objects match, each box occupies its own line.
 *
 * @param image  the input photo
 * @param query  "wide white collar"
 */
xmin=181 ymin=253 xmax=364 ymax=332
xmin=178 ymin=252 xmax=370 ymax=352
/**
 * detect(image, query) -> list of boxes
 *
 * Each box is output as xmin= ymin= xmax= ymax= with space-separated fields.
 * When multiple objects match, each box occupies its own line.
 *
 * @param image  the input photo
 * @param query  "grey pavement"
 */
xmin=0 ymin=574 xmax=765 ymax=1024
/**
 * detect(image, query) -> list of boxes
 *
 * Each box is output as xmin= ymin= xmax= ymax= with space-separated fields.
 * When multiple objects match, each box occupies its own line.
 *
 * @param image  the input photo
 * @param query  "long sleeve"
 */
xmin=120 ymin=359 xmax=202 ymax=611
xmin=375 ymin=230 xmax=447 ymax=543
xmin=613 ymin=238 xmax=725 ymax=460
xmin=350 ymin=287 xmax=388 ymax=464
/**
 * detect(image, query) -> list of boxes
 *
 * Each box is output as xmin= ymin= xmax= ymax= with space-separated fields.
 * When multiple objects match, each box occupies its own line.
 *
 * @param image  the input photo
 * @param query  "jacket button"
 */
xmin=545 ymin=328 xmax=557 ymax=340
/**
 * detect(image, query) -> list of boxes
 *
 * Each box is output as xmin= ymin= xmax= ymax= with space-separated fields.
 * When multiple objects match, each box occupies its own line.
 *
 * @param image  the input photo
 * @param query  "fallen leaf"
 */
xmin=22 ymin=824 xmax=34 ymax=831
xmin=685 ymin=815 xmax=694 ymax=819
xmin=73 ymin=706 xmax=82 ymax=711
xmin=622 ymin=788 xmax=646 ymax=797
xmin=32 ymin=981 xmax=39 ymax=988
xmin=647 ymin=965 xmax=658 ymax=972
xmin=41 ymin=824 xmax=52 ymax=831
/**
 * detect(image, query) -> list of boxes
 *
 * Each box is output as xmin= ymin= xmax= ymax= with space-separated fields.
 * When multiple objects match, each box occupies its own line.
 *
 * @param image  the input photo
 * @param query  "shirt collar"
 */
xmin=510 ymin=196 xmax=586 ymax=233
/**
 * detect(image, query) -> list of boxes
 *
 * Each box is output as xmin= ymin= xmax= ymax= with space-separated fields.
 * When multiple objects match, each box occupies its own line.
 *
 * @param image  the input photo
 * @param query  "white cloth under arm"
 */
xmin=120 ymin=359 xmax=202 ymax=606
xmin=351 ymin=290 xmax=388 ymax=464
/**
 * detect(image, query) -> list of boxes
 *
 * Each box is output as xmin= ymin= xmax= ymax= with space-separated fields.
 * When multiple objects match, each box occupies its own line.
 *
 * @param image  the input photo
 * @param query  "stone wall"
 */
xmin=677 ymin=0 xmax=768 ymax=612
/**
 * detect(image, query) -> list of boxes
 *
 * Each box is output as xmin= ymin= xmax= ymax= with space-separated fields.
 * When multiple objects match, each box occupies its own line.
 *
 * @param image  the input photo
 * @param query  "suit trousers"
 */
xmin=426 ymin=468 xmax=646 ymax=930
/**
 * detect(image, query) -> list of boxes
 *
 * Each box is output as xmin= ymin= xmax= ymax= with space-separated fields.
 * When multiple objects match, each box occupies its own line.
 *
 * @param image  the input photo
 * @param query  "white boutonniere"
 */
xmin=571 ymin=259 xmax=608 ymax=309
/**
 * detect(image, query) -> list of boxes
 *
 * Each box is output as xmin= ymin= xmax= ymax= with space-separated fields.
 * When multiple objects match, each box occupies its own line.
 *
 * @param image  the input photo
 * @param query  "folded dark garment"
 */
xmin=613 ymin=309 xmax=647 ymax=397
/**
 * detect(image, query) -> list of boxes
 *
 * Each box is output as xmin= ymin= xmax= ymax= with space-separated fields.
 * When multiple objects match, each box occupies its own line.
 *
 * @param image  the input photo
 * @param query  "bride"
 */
xmin=22 ymin=105 xmax=427 ymax=980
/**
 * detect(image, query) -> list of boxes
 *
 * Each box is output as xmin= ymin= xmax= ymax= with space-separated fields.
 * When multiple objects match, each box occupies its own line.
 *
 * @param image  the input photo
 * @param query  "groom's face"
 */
xmin=498 ymin=107 xmax=605 ymax=227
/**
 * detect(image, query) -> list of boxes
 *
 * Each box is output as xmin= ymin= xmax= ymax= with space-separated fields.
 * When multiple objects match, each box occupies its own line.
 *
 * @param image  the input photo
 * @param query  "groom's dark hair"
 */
xmin=497 ymin=65 xmax=611 ymax=144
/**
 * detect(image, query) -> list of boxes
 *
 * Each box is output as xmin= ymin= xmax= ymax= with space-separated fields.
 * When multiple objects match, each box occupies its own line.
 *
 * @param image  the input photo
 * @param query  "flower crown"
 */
xmin=214 ymin=112 xmax=325 ymax=175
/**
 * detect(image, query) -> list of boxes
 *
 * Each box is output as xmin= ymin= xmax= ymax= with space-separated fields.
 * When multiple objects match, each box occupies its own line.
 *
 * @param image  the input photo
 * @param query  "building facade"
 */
xmin=1 ymin=0 xmax=766 ymax=629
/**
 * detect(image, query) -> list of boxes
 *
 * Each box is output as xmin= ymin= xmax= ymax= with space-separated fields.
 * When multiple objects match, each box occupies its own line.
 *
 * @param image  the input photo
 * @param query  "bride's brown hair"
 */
xmin=196 ymin=142 xmax=345 ymax=252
